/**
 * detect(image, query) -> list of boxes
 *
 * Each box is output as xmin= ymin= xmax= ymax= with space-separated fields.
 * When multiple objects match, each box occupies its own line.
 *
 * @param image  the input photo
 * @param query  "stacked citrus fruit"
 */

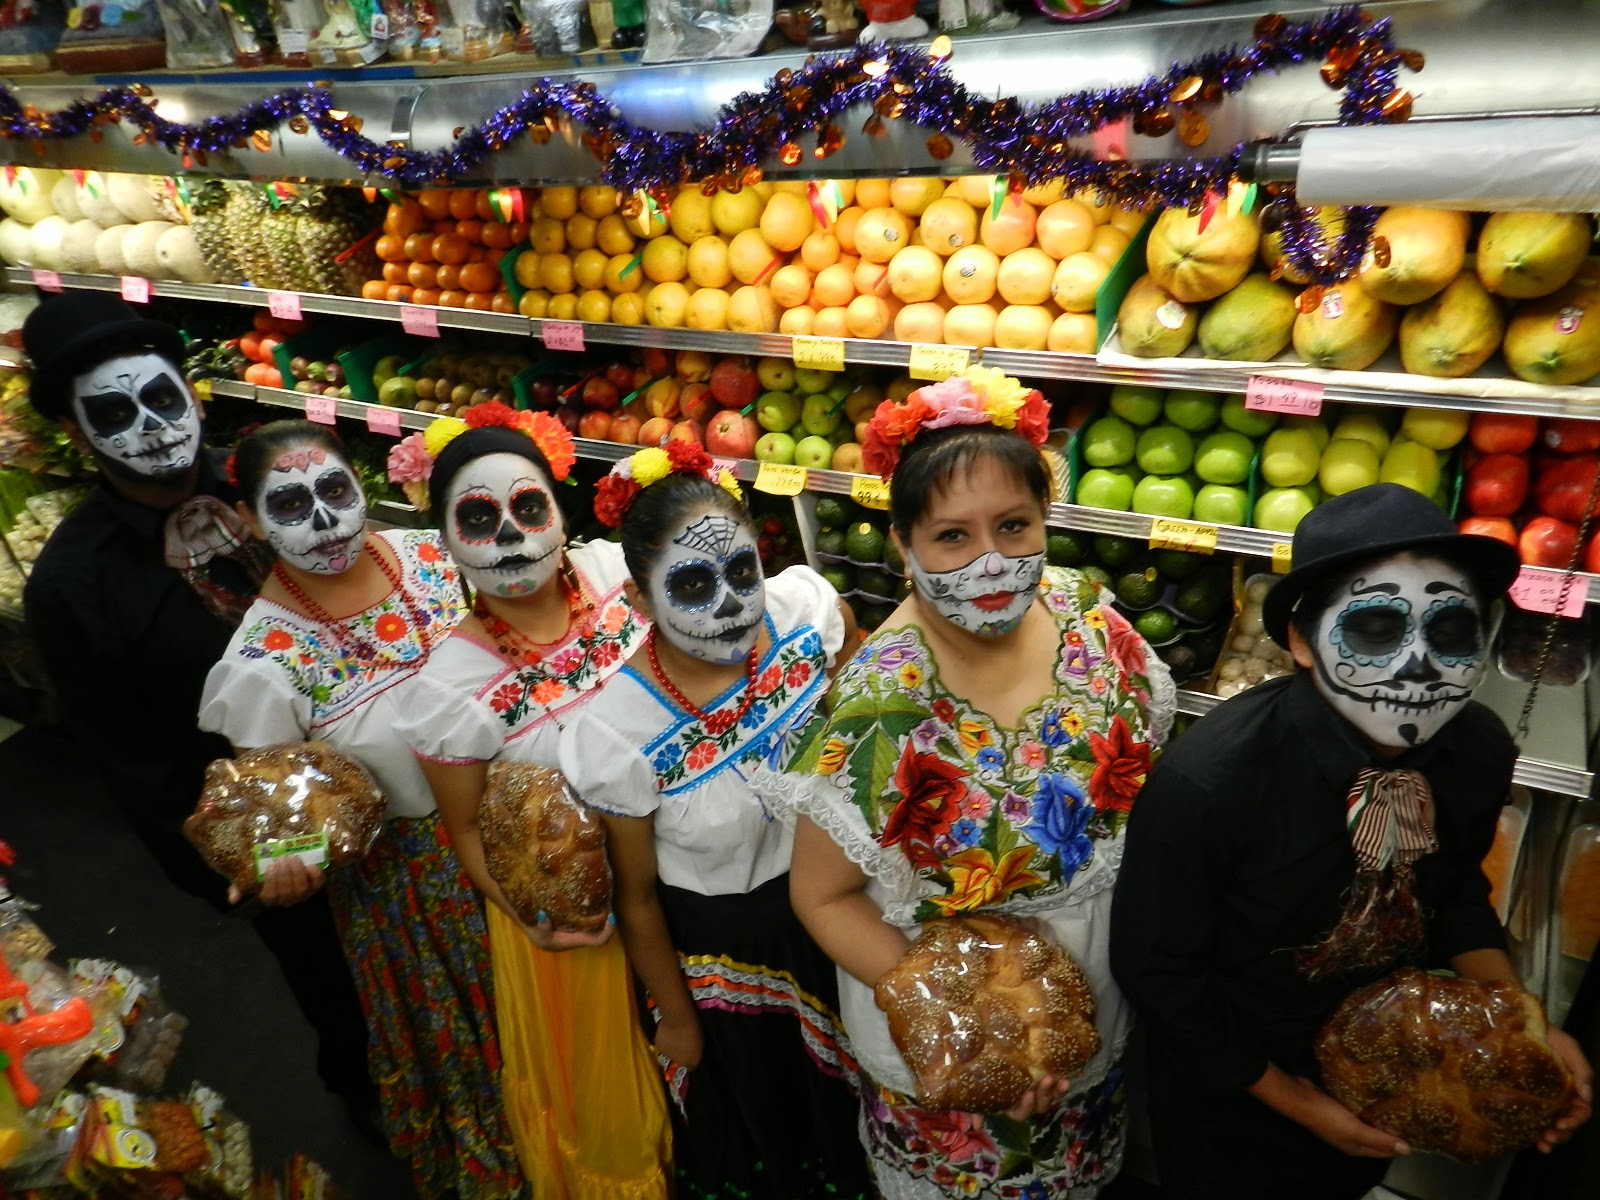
xmin=362 ymin=188 xmax=524 ymax=312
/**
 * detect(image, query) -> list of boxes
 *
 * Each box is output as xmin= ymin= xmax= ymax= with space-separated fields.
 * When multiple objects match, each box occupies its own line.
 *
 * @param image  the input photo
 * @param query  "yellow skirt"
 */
xmin=486 ymin=905 xmax=671 ymax=1200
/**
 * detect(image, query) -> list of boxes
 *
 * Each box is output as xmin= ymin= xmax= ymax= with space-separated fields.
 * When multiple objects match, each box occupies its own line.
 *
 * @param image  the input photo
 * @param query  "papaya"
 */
xmin=1198 ymin=273 xmax=1297 ymax=360
xmin=1477 ymin=212 xmax=1593 ymax=299
xmin=1502 ymin=262 xmax=1600 ymax=386
xmin=1399 ymin=271 xmax=1506 ymax=378
xmin=1292 ymin=282 xmax=1397 ymax=371
xmin=1146 ymin=184 xmax=1260 ymax=303
xmin=1357 ymin=208 xmax=1468 ymax=305
xmin=1259 ymin=204 xmax=1344 ymax=286
xmin=1117 ymin=273 xmax=1197 ymax=358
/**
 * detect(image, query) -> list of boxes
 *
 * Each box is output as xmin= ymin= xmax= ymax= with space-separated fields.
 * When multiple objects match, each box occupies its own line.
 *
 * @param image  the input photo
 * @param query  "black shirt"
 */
xmin=1110 ymin=670 xmax=1514 ymax=1096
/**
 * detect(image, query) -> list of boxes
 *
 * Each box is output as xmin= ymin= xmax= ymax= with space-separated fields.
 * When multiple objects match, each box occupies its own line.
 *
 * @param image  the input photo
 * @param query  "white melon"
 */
xmin=155 ymin=225 xmax=214 ymax=283
xmin=76 ymin=174 xmax=125 ymax=227
xmin=28 ymin=215 xmax=70 ymax=270
xmin=0 ymin=217 xmax=34 ymax=266
xmin=95 ymin=224 xmax=133 ymax=275
xmin=0 ymin=168 xmax=62 ymax=224
xmin=122 ymin=221 xmax=174 ymax=279
xmin=49 ymin=176 xmax=82 ymax=222
xmin=107 ymin=173 xmax=164 ymax=223
xmin=61 ymin=219 xmax=103 ymax=273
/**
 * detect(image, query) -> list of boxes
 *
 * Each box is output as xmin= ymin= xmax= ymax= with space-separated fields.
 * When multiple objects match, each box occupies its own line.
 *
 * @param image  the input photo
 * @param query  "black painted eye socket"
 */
xmin=510 ymin=487 xmax=551 ymax=531
xmin=726 ymin=548 xmax=761 ymax=594
xmin=264 ymin=483 xmax=314 ymax=525
xmin=666 ymin=562 xmax=717 ymax=608
xmin=315 ymin=468 xmax=360 ymax=509
xmin=454 ymin=496 xmax=501 ymax=540
xmin=140 ymin=377 xmax=189 ymax=420
xmin=1341 ymin=606 xmax=1411 ymax=658
xmin=1425 ymin=607 xmax=1482 ymax=660
xmin=79 ymin=392 xmax=138 ymax=437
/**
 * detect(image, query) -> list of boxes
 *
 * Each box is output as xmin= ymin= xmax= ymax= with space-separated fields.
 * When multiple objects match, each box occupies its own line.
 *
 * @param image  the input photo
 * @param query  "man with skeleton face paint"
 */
xmin=1113 ymin=485 xmax=1591 ymax=1200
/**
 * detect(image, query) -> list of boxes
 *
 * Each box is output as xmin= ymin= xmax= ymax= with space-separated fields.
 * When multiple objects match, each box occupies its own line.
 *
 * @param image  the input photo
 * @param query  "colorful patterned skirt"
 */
xmin=655 ymin=873 xmax=872 ymax=1200
xmin=486 ymin=903 xmax=672 ymax=1200
xmin=326 ymin=812 xmax=525 ymax=1200
xmin=860 ymin=1063 xmax=1127 ymax=1200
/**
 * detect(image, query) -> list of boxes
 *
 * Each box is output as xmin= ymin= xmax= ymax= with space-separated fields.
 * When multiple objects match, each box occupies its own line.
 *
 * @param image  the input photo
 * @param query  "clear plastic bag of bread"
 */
xmin=874 ymin=913 xmax=1100 ymax=1112
xmin=182 ymin=742 xmax=385 ymax=896
xmin=1315 ymin=966 xmax=1575 ymax=1162
xmin=479 ymin=762 xmax=611 ymax=935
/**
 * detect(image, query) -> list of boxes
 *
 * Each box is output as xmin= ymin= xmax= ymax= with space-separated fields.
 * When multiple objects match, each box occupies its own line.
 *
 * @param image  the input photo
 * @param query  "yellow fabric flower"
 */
xmin=629 ymin=446 xmax=672 ymax=487
xmin=1063 ymin=711 xmax=1085 ymax=737
xmin=957 ymin=719 xmax=992 ymax=756
xmin=897 ymin=663 xmax=925 ymax=689
xmin=815 ymin=737 xmax=849 ymax=776
xmin=423 ymin=416 xmax=469 ymax=460
xmin=1083 ymin=607 xmax=1107 ymax=630
xmin=960 ymin=365 xmax=1029 ymax=428
xmin=928 ymin=847 xmax=1043 ymax=916
xmin=717 ymin=468 xmax=744 ymax=501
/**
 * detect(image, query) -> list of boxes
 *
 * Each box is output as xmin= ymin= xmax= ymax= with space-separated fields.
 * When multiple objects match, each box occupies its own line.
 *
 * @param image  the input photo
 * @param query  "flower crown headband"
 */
xmin=594 ymin=440 xmax=743 ymax=528
xmin=385 ymin=400 xmax=577 ymax=511
xmin=861 ymin=366 xmax=1051 ymax=479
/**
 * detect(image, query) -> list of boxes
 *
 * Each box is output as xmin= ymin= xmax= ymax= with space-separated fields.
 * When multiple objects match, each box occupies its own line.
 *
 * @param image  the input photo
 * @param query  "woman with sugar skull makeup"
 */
xmin=771 ymin=367 xmax=1175 ymax=1200
xmin=554 ymin=440 xmax=869 ymax=1200
xmin=397 ymin=403 xmax=671 ymax=1200
xmin=197 ymin=420 xmax=524 ymax=1200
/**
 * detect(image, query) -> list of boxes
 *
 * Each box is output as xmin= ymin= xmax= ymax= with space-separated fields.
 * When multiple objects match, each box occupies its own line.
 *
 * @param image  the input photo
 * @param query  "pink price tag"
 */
xmin=401 ymin=305 xmax=440 ymax=337
xmin=713 ymin=456 xmax=741 ymax=478
xmin=267 ymin=290 xmax=303 ymax=321
xmin=120 ymin=275 xmax=151 ymax=304
xmin=1508 ymin=567 xmax=1588 ymax=618
xmin=304 ymin=395 xmax=338 ymax=425
xmin=1245 ymin=375 xmax=1324 ymax=417
xmin=543 ymin=321 xmax=585 ymax=352
xmin=365 ymin=405 xmax=402 ymax=436
xmin=31 ymin=269 xmax=62 ymax=293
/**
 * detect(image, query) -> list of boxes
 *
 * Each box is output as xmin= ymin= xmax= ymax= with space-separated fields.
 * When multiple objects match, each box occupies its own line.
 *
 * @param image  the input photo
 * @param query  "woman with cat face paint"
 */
xmin=554 ymin=440 xmax=869 ymax=1200
xmin=774 ymin=369 xmax=1175 ymax=1200
xmin=398 ymin=404 xmax=671 ymax=1200
xmin=197 ymin=421 xmax=523 ymax=1200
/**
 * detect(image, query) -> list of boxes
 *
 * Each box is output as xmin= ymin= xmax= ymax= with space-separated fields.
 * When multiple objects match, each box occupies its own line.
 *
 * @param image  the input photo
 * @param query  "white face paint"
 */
xmin=70 ymin=351 xmax=201 ymax=481
xmin=908 ymin=547 xmax=1044 ymax=637
xmin=256 ymin=444 xmax=368 ymax=575
xmin=443 ymin=452 xmax=565 ymax=599
xmin=1307 ymin=554 xmax=1489 ymax=749
xmin=647 ymin=510 xmax=765 ymax=665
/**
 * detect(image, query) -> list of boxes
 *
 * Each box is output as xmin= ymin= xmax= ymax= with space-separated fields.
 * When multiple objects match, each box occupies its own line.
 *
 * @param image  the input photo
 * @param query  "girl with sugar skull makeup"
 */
xmin=197 ymin=421 xmax=523 ymax=1200
xmin=552 ymin=440 xmax=868 ymax=1200
xmin=397 ymin=404 xmax=671 ymax=1200
xmin=769 ymin=368 xmax=1175 ymax=1200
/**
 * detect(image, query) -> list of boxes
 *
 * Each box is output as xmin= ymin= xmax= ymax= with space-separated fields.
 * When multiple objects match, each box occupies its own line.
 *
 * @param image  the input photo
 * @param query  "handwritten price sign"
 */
xmin=1508 ymin=567 xmax=1587 ymax=618
xmin=120 ymin=276 xmax=151 ymax=304
xmin=754 ymin=463 xmax=808 ymax=496
xmin=1245 ymin=375 xmax=1324 ymax=417
xmin=304 ymin=395 xmax=338 ymax=425
xmin=792 ymin=336 xmax=845 ymax=372
xmin=543 ymin=321 xmax=586 ymax=352
xmin=31 ymin=269 xmax=61 ymax=292
xmin=850 ymin=475 xmax=891 ymax=510
xmin=908 ymin=344 xmax=970 ymax=382
xmin=268 ymin=290 xmax=303 ymax=322
xmin=401 ymin=305 xmax=439 ymax=337
xmin=1148 ymin=518 xmax=1219 ymax=555
xmin=365 ymin=405 xmax=402 ymax=436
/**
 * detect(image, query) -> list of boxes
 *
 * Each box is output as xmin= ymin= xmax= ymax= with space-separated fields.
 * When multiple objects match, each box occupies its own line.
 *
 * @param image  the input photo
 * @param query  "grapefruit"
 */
xmin=685 ymin=287 xmax=731 ymax=330
xmin=919 ymin=197 xmax=979 ymax=256
xmin=980 ymin=197 xmax=1038 ymax=256
xmin=888 ymin=246 xmax=944 ymax=303
xmin=669 ymin=190 xmax=715 ymax=243
xmin=955 ymin=176 xmax=998 ymax=208
xmin=994 ymin=305 xmax=1053 ymax=350
xmin=1048 ymin=311 xmax=1098 ymax=353
xmin=944 ymin=304 xmax=999 ymax=348
xmin=711 ymin=188 xmax=763 ymax=236
xmin=846 ymin=295 xmax=891 ymax=339
xmin=540 ymin=186 xmax=578 ymax=220
xmin=943 ymin=245 xmax=1000 ymax=304
xmin=575 ymin=290 xmax=612 ymax=323
xmin=728 ymin=285 xmax=780 ymax=333
xmin=642 ymin=235 xmax=688 ymax=283
xmin=1071 ymin=189 xmax=1113 ymax=224
xmin=729 ymin=228 xmax=783 ymax=286
xmin=997 ymin=248 xmax=1057 ymax=306
xmin=894 ymin=301 xmax=946 ymax=344
xmin=770 ymin=264 xmax=814 ymax=308
xmin=854 ymin=179 xmax=891 ymax=210
xmin=800 ymin=230 xmax=841 ymax=273
xmin=1051 ymin=252 xmax=1110 ymax=312
xmin=854 ymin=258 xmax=893 ymax=299
xmin=889 ymin=177 xmax=945 ymax=217
xmin=1022 ymin=179 xmax=1068 ymax=207
xmin=855 ymin=208 xmax=912 ymax=263
xmin=612 ymin=293 xmax=646 ymax=325
xmin=759 ymin=192 xmax=816 ymax=253
xmin=1035 ymin=200 xmax=1096 ymax=259
xmin=834 ymin=207 xmax=865 ymax=254
xmin=687 ymin=236 xmax=733 ymax=289
xmin=645 ymin=281 xmax=690 ymax=327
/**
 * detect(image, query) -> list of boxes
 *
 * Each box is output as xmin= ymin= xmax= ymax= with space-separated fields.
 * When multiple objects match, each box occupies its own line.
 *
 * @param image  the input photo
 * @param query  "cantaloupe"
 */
xmin=1357 ymin=208 xmax=1469 ymax=305
xmin=1292 ymin=282 xmax=1397 ymax=371
xmin=49 ymin=176 xmax=82 ymax=223
xmin=0 ymin=168 xmax=61 ymax=225
xmin=94 ymin=225 xmax=133 ymax=276
xmin=107 ymin=173 xmax=165 ymax=223
xmin=1147 ymin=185 xmax=1260 ymax=303
xmin=0 ymin=218 xmax=33 ymax=266
xmin=123 ymin=221 xmax=175 ymax=279
xmin=61 ymin=219 xmax=104 ymax=274
xmin=75 ymin=174 xmax=124 ymax=227
xmin=1399 ymin=272 xmax=1505 ymax=378
xmin=28 ymin=215 xmax=70 ymax=271
xmin=1118 ymin=273 xmax=1197 ymax=358
xmin=1477 ymin=212 xmax=1593 ymax=299
xmin=1503 ymin=262 xmax=1600 ymax=386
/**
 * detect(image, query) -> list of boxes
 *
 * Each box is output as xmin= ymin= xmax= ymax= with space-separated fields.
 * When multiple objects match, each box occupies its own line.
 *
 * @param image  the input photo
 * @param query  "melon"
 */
xmin=1357 ymin=207 xmax=1468 ymax=305
xmin=1259 ymin=205 xmax=1345 ymax=286
xmin=1146 ymin=185 xmax=1261 ymax=303
xmin=1117 ymin=273 xmax=1197 ymax=358
xmin=49 ymin=176 xmax=82 ymax=223
xmin=1477 ymin=212 xmax=1592 ymax=299
xmin=0 ymin=168 xmax=61 ymax=225
xmin=61 ymin=219 xmax=104 ymax=274
xmin=123 ymin=221 xmax=175 ymax=279
xmin=107 ymin=173 xmax=164 ymax=224
xmin=75 ymin=174 xmax=124 ymax=227
xmin=0 ymin=218 xmax=33 ymax=266
xmin=1292 ymin=282 xmax=1397 ymax=371
xmin=1398 ymin=272 xmax=1505 ymax=378
xmin=1198 ymin=273 xmax=1297 ymax=361
xmin=156 ymin=225 xmax=214 ymax=284
xmin=94 ymin=225 xmax=133 ymax=276
xmin=1502 ymin=262 xmax=1600 ymax=386
xmin=28 ymin=215 xmax=70 ymax=271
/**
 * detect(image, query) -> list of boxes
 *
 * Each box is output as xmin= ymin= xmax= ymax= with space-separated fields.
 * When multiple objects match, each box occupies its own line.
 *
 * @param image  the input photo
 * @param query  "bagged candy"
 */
xmin=480 ymin=762 xmax=611 ymax=934
xmin=183 ymin=742 xmax=385 ymax=895
xmin=1316 ymin=966 xmax=1574 ymax=1162
xmin=874 ymin=913 xmax=1099 ymax=1112
xmin=641 ymin=0 xmax=768 ymax=62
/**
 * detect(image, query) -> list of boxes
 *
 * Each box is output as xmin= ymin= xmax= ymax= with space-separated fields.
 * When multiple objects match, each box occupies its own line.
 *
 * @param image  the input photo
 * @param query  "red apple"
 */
xmin=1464 ymin=454 xmax=1529 ymax=517
xmin=581 ymin=376 xmax=620 ymax=411
xmin=608 ymin=413 xmax=642 ymax=445
xmin=1458 ymin=516 xmax=1517 ymax=547
xmin=1535 ymin=454 xmax=1600 ymax=523
xmin=638 ymin=416 xmax=675 ymax=447
xmin=1543 ymin=419 xmax=1600 ymax=455
xmin=1519 ymin=515 xmax=1579 ymax=567
xmin=577 ymin=410 xmax=613 ymax=441
xmin=641 ymin=347 xmax=672 ymax=378
xmin=709 ymin=357 xmax=760 ymax=410
xmin=705 ymin=411 xmax=759 ymax=458
xmin=1469 ymin=413 xmax=1538 ymax=455
xmin=605 ymin=362 xmax=635 ymax=392
xmin=668 ymin=419 xmax=706 ymax=447
xmin=679 ymin=382 xmax=715 ymax=424
xmin=675 ymin=350 xmax=713 ymax=382
xmin=643 ymin=377 xmax=683 ymax=419
xmin=530 ymin=378 xmax=560 ymax=410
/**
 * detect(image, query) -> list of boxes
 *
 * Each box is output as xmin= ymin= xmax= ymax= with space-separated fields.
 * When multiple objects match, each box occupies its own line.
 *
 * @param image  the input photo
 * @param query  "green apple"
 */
xmin=1281 ymin=414 xmax=1330 ymax=451
xmin=1132 ymin=474 xmax=1195 ymax=519
xmin=1260 ymin=428 xmax=1322 ymax=487
xmin=1163 ymin=389 xmax=1222 ymax=433
xmin=1254 ymin=486 xmax=1317 ymax=533
xmin=1194 ymin=483 xmax=1250 ymax=526
xmin=1082 ymin=415 xmax=1138 ymax=468
xmin=792 ymin=367 xmax=836 ymax=395
xmin=1219 ymin=394 xmax=1277 ymax=438
xmin=1318 ymin=438 xmax=1381 ymax=497
xmin=1135 ymin=424 xmax=1195 ymax=476
xmin=754 ymin=431 xmax=796 ymax=464
xmin=1399 ymin=407 xmax=1470 ymax=450
xmin=1108 ymin=385 xmax=1164 ymax=427
xmin=801 ymin=393 xmax=843 ymax=436
xmin=1330 ymin=411 xmax=1392 ymax=457
xmin=1380 ymin=438 xmax=1442 ymax=496
xmin=1076 ymin=467 xmax=1138 ymax=511
xmin=756 ymin=356 xmax=795 ymax=393
xmin=794 ymin=434 xmax=835 ymax=469
xmin=755 ymin=390 xmax=802 ymax=432
xmin=1194 ymin=430 xmax=1255 ymax=485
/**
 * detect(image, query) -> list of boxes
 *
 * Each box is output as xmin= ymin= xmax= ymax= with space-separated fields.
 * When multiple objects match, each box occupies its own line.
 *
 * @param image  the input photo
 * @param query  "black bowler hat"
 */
xmin=1263 ymin=482 xmax=1521 ymax=647
xmin=22 ymin=292 xmax=186 ymax=420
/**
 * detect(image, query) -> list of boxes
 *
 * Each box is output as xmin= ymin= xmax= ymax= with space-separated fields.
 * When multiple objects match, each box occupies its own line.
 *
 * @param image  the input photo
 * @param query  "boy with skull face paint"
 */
xmin=1112 ymin=484 xmax=1593 ymax=1200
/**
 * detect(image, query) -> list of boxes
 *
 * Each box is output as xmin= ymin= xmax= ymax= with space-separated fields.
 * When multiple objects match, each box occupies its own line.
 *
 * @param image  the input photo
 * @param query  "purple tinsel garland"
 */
xmin=0 ymin=5 xmax=1413 ymax=285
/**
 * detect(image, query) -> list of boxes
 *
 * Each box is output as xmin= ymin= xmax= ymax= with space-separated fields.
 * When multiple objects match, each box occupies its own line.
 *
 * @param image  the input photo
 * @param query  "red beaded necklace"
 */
xmin=646 ymin=627 xmax=760 ymax=730
xmin=270 ymin=536 xmax=431 ymax=669
xmin=474 ymin=558 xmax=596 ymax=671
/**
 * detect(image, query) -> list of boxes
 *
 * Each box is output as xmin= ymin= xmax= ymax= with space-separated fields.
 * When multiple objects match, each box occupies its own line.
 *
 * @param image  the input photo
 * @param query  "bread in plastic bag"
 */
xmin=480 ymin=762 xmax=611 ymax=935
xmin=1315 ymin=966 xmax=1574 ymax=1162
xmin=874 ymin=913 xmax=1099 ymax=1112
xmin=183 ymin=742 xmax=385 ymax=895
xmin=641 ymin=0 xmax=770 ymax=62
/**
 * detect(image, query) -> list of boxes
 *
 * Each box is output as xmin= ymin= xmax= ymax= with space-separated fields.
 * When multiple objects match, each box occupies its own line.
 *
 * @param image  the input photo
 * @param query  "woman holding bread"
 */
xmin=397 ymin=404 xmax=670 ymax=1200
xmin=197 ymin=420 xmax=522 ymax=1200
xmin=555 ymin=441 xmax=868 ymax=1199
xmin=776 ymin=369 xmax=1174 ymax=1199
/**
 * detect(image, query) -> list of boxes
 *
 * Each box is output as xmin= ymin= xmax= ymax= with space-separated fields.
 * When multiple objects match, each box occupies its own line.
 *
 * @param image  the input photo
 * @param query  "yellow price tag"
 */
xmin=192 ymin=377 xmax=213 ymax=402
xmin=1271 ymin=542 xmax=1293 ymax=574
xmin=754 ymin=462 xmax=809 ymax=496
xmin=792 ymin=335 xmax=846 ymax=372
xmin=1148 ymin=518 xmax=1218 ymax=554
xmin=850 ymin=475 xmax=891 ymax=510
xmin=908 ymin=344 xmax=971 ymax=382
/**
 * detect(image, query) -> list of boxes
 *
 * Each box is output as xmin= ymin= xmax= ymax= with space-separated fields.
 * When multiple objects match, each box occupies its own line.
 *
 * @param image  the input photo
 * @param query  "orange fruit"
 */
xmin=770 ymin=264 xmax=813 ymax=309
xmin=800 ymin=230 xmax=841 ymax=273
xmin=942 ymin=245 xmax=1000 ymax=304
xmin=463 ymin=291 xmax=495 ymax=312
xmin=812 ymin=263 xmax=856 ymax=308
xmin=758 ymin=192 xmax=816 ymax=253
xmin=812 ymin=306 xmax=850 ymax=338
xmin=539 ymin=253 xmax=575 ymax=294
xmin=778 ymin=306 xmax=816 ymax=335
xmin=887 ymin=246 xmax=943 ymax=303
xmin=475 ymin=190 xmax=497 ymax=222
xmin=670 ymin=191 xmax=716 ymax=243
xmin=411 ymin=287 xmax=441 ymax=307
xmin=403 ymin=232 xmax=435 ymax=262
xmin=382 ymin=261 xmax=408 ymax=284
xmin=641 ymin=235 xmax=688 ymax=283
xmin=575 ymin=289 xmax=612 ymax=322
xmin=853 ymin=258 xmax=892 ymax=299
xmin=612 ymin=293 xmax=646 ymax=325
xmin=1089 ymin=225 xmax=1130 ymax=265
xmin=385 ymin=283 xmax=413 ymax=303
xmin=383 ymin=200 xmax=427 ymax=238
xmin=361 ymin=279 xmax=388 ymax=300
xmin=1048 ymin=311 xmax=1098 ymax=354
xmin=460 ymin=261 xmax=500 ymax=293
xmin=1050 ymin=252 xmax=1110 ymax=312
xmin=854 ymin=179 xmax=891 ymax=209
xmin=993 ymin=305 xmax=1053 ymax=350
xmin=573 ymin=247 xmax=609 ymax=291
xmin=486 ymin=248 xmax=507 ymax=268
xmin=845 ymin=294 xmax=891 ymax=339
xmin=481 ymin=222 xmax=514 ymax=250
xmin=919 ymin=197 xmax=979 ymax=257
xmin=894 ymin=301 xmax=946 ymax=344
xmin=519 ymin=289 xmax=552 ymax=319
xmin=980 ymin=197 xmax=1038 ymax=256
xmin=604 ymin=253 xmax=644 ymax=294
xmin=944 ymin=303 xmax=999 ymax=348
xmin=710 ymin=189 xmax=763 ymax=237
xmin=579 ymin=186 xmax=618 ymax=219
xmin=1035 ymin=200 xmax=1096 ymax=259
xmin=491 ymin=292 xmax=516 ymax=314
xmin=997 ymin=248 xmax=1057 ymax=306
xmin=417 ymin=190 xmax=452 ymax=221
xmin=685 ymin=287 xmax=730 ymax=331
xmin=433 ymin=219 xmax=455 ymax=235
xmin=507 ymin=221 xmax=530 ymax=243
xmin=595 ymin=215 xmax=635 ymax=257
xmin=529 ymin=218 xmax=565 ymax=255
xmin=433 ymin=234 xmax=470 ymax=265
xmin=437 ymin=289 xmax=467 ymax=308
xmin=407 ymin=261 xmax=439 ymax=289
xmin=834 ymin=207 xmax=865 ymax=254
xmin=435 ymin=263 xmax=462 ymax=291
xmin=889 ymin=177 xmax=944 ymax=217
xmin=547 ymin=293 xmax=579 ymax=320
xmin=448 ymin=189 xmax=479 ymax=221
xmin=1109 ymin=205 xmax=1147 ymax=237
xmin=728 ymin=229 xmax=782 ymax=286
xmin=375 ymin=234 xmax=407 ymax=263
xmin=854 ymin=208 xmax=911 ymax=263
xmin=1022 ymin=179 xmax=1068 ymax=207
xmin=954 ymin=176 xmax=998 ymax=208
xmin=1071 ymin=188 xmax=1113 ymax=225
xmin=455 ymin=219 xmax=484 ymax=245
xmin=644 ymin=281 xmax=690 ymax=328
xmin=565 ymin=214 xmax=598 ymax=251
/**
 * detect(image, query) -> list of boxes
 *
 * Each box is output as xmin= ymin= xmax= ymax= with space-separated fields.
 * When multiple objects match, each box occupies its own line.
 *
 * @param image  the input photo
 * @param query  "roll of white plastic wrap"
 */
xmin=1295 ymin=117 xmax=1600 ymax=210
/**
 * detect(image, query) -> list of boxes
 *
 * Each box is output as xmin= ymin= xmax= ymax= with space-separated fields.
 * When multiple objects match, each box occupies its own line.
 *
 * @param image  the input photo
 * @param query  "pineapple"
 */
xmin=295 ymin=186 xmax=381 ymax=296
xmin=220 ymin=183 xmax=274 ymax=288
xmin=189 ymin=180 xmax=243 ymax=284
xmin=259 ymin=192 xmax=308 ymax=292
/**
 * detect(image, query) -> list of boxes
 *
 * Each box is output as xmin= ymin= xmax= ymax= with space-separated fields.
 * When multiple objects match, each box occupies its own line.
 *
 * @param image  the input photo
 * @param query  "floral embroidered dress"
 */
xmin=401 ymin=537 xmax=670 ymax=1200
xmin=776 ymin=567 xmax=1175 ymax=1200
xmin=556 ymin=566 xmax=870 ymax=1200
xmin=198 ymin=528 xmax=523 ymax=1200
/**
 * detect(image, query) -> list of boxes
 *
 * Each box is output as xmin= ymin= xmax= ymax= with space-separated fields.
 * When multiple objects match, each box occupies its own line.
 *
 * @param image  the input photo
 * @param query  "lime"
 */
xmin=814 ymin=497 xmax=851 ymax=529
xmin=1133 ymin=608 xmax=1179 ymax=644
xmin=821 ymin=565 xmax=855 ymax=594
xmin=1091 ymin=535 xmax=1141 ymax=569
xmin=1152 ymin=549 xmax=1205 ymax=581
xmin=1047 ymin=532 xmax=1090 ymax=567
xmin=1080 ymin=565 xmax=1113 ymax=591
xmin=845 ymin=521 xmax=885 ymax=562
xmin=856 ymin=567 xmax=896 ymax=598
xmin=882 ymin=536 xmax=905 ymax=574
xmin=815 ymin=528 xmax=847 ymax=557
xmin=1115 ymin=570 xmax=1163 ymax=609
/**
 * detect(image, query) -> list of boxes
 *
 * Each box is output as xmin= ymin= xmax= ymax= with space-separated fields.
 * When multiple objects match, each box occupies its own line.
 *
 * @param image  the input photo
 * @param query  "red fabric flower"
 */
xmin=686 ymin=740 xmax=717 ymax=771
xmin=373 ymin=613 xmax=408 ymax=643
xmin=489 ymin=682 xmax=523 ymax=713
xmin=1012 ymin=390 xmax=1051 ymax=446
xmin=704 ymin=709 xmax=737 ymax=735
xmin=590 ymin=638 xmax=621 ymax=669
xmin=416 ymin=541 xmax=441 ymax=563
xmin=664 ymin=439 xmax=714 ymax=476
xmin=785 ymin=660 xmax=812 ymax=689
xmin=757 ymin=664 xmax=783 ymax=694
xmin=262 ymin=628 xmax=294 ymax=651
xmin=862 ymin=393 xmax=933 ymax=479
xmin=594 ymin=473 xmax=642 ymax=527
xmin=880 ymin=743 xmax=968 ymax=869
xmin=1088 ymin=714 xmax=1152 ymax=813
xmin=932 ymin=697 xmax=957 ymax=725
xmin=463 ymin=400 xmax=525 ymax=433
xmin=1100 ymin=603 xmax=1148 ymax=680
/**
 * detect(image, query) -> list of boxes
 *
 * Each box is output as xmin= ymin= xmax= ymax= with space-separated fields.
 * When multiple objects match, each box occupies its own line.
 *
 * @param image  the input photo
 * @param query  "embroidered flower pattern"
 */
xmin=485 ymin=592 xmax=644 ymax=732
xmin=374 ymin=613 xmax=407 ymax=643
